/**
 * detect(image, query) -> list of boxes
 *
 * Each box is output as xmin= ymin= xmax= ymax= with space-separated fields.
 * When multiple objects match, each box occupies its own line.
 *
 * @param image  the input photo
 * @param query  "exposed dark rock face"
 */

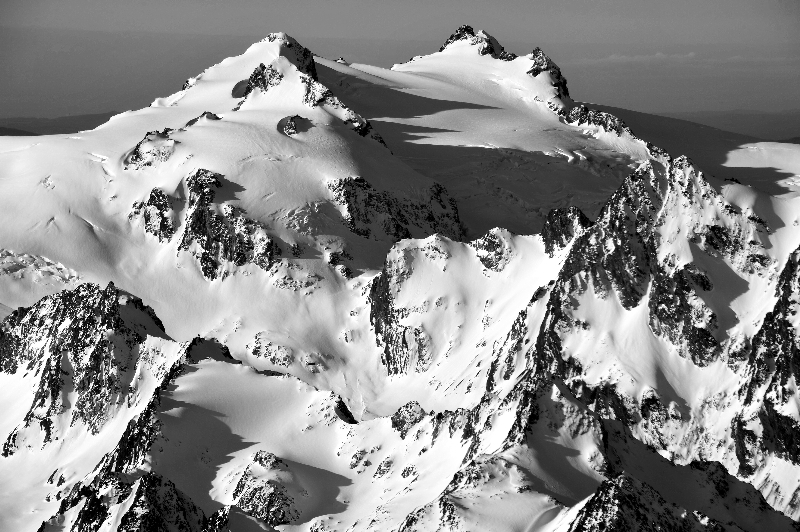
xmin=469 ymin=228 xmax=515 ymax=272
xmin=247 ymin=332 xmax=294 ymax=367
xmin=299 ymin=73 xmax=336 ymax=108
xmin=124 ymin=129 xmax=176 ymax=170
xmin=242 ymin=63 xmax=284 ymax=98
xmin=439 ymin=25 xmax=517 ymax=61
xmin=540 ymin=206 xmax=591 ymax=256
xmin=527 ymin=46 xmax=570 ymax=99
xmin=329 ymin=177 xmax=464 ymax=243
xmin=391 ymin=401 xmax=427 ymax=439
xmin=366 ymin=144 xmax=797 ymax=525
xmin=368 ymin=259 xmax=434 ymax=375
xmin=343 ymin=114 xmax=388 ymax=147
xmin=0 ymin=282 xmax=171 ymax=456
xmin=203 ymin=507 xmax=230 ymax=532
xmin=264 ymin=32 xmax=318 ymax=80
xmin=649 ymin=264 xmax=720 ymax=366
xmin=568 ymin=474 xmax=723 ymax=531
xmin=557 ymin=162 xmax=661 ymax=310
xmin=130 ymin=187 xmax=176 ymax=242
xmin=39 ymin=338 xmax=220 ymax=531
xmin=117 ymin=472 xmax=206 ymax=532
xmin=231 ymin=62 xmax=283 ymax=108
xmin=736 ymin=245 xmax=800 ymax=472
xmin=231 ymin=451 xmax=299 ymax=526
xmin=567 ymin=104 xmax=633 ymax=137
xmin=177 ymin=169 xmax=281 ymax=280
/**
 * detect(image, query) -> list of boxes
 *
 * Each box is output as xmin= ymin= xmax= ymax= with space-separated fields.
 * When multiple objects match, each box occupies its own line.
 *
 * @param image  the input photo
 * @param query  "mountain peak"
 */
xmin=259 ymin=32 xmax=318 ymax=80
xmin=439 ymin=24 xmax=517 ymax=61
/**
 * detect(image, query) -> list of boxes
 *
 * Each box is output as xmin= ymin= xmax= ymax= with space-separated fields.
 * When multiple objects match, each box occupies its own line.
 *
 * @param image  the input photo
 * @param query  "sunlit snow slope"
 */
xmin=1 ymin=25 xmax=800 ymax=532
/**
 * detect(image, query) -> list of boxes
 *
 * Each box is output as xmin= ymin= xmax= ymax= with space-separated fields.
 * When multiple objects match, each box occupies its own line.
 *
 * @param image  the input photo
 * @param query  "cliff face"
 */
xmin=0 ymin=283 xmax=179 ymax=456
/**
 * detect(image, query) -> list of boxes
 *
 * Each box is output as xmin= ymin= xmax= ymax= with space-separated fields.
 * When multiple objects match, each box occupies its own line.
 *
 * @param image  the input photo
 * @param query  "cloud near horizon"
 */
xmin=590 ymin=52 xmax=697 ymax=64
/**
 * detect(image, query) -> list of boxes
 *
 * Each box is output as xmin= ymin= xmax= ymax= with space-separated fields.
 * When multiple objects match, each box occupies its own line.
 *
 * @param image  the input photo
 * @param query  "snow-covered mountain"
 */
xmin=1 ymin=25 xmax=800 ymax=531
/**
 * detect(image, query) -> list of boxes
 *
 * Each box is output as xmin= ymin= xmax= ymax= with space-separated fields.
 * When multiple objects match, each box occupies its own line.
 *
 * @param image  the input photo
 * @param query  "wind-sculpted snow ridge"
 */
xmin=2 ymin=26 xmax=800 ymax=532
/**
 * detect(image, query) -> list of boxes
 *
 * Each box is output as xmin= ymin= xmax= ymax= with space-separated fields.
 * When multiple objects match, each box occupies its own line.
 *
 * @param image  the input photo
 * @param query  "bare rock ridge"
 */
xmin=439 ymin=24 xmax=518 ymax=61
xmin=329 ymin=177 xmax=465 ymax=244
xmin=129 ymin=169 xmax=281 ymax=280
xmin=0 ymin=282 xmax=174 ymax=456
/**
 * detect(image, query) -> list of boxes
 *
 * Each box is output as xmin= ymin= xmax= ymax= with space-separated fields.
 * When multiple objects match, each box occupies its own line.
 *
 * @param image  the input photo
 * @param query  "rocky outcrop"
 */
xmin=263 ymin=32 xmax=318 ymax=80
xmin=368 ymin=259 xmax=435 ymax=376
xmin=177 ymin=169 xmax=281 ymax=280
xmin=329 ymin=177 xmax=464 ymax=243
xmin=185 ymin=111 xmax=221 ymax=128
xmin=649 ymin=263 xmax=720 ymax=366
xmin=278 ymin=114 xmax=302 ymax=136
xmin=242 ymin=62 xmax=284 ymax=98
xmin=391 ymin=401 xmax=427 ymax=439
xmin=232 ymin=62 xmax=284 ymax=109
xmin=566 ymin=105 xmax=633 ymax=137
xmin=527 ymin=47 xmax=570 ymax=99
xmin=468 ymin=228 xmax=515 ymax=272
xmin=130 ymin=187 xmax=176 ymax=242
xmin=124 ymin=129 xmax=176 ymax=170
xmin=230 ymin=451 xmax=299 ymax=526
xmin=540 ymin=206 xmax=591 ymax=256
xmin=398 ymin=455 xmax=536 ymax=532
xmin=247 ymin=332 xmax=294 ymax=367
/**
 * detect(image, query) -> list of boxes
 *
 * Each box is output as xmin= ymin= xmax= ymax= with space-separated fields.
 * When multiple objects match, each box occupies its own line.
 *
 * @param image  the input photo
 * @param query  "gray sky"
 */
xmin=5 ymin=0 xmax=799 ymax=44
xmin=1 ymin=0 xmax=798 ymax=119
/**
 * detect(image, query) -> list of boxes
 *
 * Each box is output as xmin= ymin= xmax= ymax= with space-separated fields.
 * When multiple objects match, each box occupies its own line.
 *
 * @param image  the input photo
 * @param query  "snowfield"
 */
xmin=0 ymin=25 xmax=799 ymax=531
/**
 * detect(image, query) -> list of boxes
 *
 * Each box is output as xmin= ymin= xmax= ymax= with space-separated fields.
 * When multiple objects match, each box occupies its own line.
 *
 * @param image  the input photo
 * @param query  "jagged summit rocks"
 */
xmin=437 ymin=24 xmax=570 ymax=100
xmin=527 ymin=46 xmax=570 ymax=99
xmin=439 ymin=24 xmax=517 ymax=61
